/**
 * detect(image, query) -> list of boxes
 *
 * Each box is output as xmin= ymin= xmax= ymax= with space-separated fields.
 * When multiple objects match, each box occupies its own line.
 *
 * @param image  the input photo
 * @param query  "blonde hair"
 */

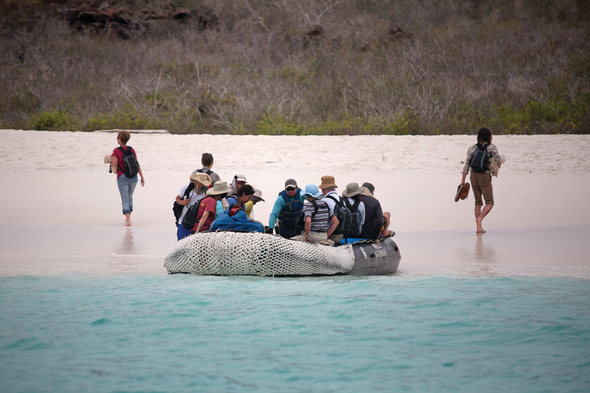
xmin=117 ymin=130 xmax=130 ymax=144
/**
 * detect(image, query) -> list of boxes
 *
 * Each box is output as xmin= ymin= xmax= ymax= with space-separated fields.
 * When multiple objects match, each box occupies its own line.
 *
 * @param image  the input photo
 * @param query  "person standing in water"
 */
xmin=110 ymin=130 xmax=145 ymax=226
xmin=460 ymin=127 xmax=502 ymax=234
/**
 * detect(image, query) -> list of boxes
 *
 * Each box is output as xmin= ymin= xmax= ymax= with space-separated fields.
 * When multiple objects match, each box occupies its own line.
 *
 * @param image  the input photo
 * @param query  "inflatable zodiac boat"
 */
xmin=164 ymin=231 xmax=401 ymax=276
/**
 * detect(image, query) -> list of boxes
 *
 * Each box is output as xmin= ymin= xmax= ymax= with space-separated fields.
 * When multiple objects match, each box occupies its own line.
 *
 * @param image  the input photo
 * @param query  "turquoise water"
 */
xmin=1 ymin=274 xmax=589 ymax=393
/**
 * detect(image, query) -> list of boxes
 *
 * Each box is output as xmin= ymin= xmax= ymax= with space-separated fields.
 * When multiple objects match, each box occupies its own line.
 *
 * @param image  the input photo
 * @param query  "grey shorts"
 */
xmin=470 ymin=171 xmax=494 ymax=206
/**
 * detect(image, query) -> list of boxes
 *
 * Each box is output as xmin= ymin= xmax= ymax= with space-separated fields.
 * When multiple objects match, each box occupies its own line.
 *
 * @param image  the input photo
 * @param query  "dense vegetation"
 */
xmin=1 ymin=0 xmax=589 ymax=134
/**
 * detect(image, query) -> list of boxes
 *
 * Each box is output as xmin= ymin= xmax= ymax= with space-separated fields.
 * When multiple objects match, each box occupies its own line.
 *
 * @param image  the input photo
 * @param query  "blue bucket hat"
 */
xmin=303 ymin=184 xmax=322 ymax=198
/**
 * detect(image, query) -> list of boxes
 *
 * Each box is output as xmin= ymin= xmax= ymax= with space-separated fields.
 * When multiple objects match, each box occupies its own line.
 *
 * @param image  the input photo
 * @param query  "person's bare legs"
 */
xmin=380 ymin=212 xmax=391 ymax=236
xmin=474 ymin=204 xmax=493 ymax=234
xmin=124 ymin=213 xmax=131 ymax=226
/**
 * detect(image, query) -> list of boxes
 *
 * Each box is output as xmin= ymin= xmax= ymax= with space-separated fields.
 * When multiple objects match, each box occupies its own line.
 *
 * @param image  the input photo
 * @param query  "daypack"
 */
xmin=325 ymin=195 xmax=352 ymax=235
xmin=196 ymin=168 xmax=212 ymax=176
xmin=118 ymin=146 xmax=139 ymax=178
xmin=342 ymin=197 xmax=362 ymax=237
xmin=469 ymin=143 xmax=490 ymax=173
xmin=293 ymin=200 xmax=319 ymax=231
xmin=173 ymin=182 xmax=195 ymax=225
xmin=181 ymin=195 xmax=208 ymax=230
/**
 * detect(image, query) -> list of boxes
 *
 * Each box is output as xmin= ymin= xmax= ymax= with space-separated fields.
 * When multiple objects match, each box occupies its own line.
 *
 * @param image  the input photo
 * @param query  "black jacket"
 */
xmin=360 ymin=195 xmax=384 ymax=241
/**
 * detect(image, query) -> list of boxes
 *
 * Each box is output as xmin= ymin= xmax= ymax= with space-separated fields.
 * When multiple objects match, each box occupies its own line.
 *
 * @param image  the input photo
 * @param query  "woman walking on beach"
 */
xmin=110 ymin=130 xmax=145 ymax=226
xmin=460 ymin=127 xmax=502 ymax=234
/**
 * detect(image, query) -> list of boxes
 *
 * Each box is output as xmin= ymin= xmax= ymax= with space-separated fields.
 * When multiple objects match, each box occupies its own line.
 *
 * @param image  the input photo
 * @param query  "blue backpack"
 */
xmin=470 ymin=143 xmax=490 ymax=173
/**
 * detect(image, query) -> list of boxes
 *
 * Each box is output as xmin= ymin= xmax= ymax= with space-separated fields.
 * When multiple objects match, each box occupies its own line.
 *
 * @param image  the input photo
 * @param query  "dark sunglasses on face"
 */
xmin=286 ymin=187 xmax=296 ymax=191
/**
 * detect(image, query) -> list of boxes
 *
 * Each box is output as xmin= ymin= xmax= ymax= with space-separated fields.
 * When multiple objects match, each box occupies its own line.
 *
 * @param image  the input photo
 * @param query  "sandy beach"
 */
xmin=1 ymin=129 xmax=589 ymax=277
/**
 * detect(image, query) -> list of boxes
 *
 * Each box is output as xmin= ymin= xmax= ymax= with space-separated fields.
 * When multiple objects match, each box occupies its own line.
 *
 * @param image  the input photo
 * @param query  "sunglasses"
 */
xmin=285 ymin=187 xmax=296 ymax=191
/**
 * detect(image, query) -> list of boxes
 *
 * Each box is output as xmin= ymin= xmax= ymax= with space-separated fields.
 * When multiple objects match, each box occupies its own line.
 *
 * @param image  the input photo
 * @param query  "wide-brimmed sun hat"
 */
xmin=302 ymin=184 xmax=322 ymax=198
xmin=190 ymin=172 xmax=211 ymax=186
xmin=361 ymin=182 xmax=375 ymax=194
xmin=342 ymin=182 xmax=364 ymax=198
xmin=318 ymin=175 xmax=337 ymax=190
xmin=207 ymin=180 xmax=229 ymax=195
xmin=251 ymin=188 xmax=265 ymax=203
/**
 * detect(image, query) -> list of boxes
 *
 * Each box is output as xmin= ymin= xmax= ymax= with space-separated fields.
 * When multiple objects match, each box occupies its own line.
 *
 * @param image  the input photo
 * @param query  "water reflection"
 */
xmin=475 ymin=234 xmax=497 ymax=263
xmin=118 ymin=227 xmax=135 ymax=254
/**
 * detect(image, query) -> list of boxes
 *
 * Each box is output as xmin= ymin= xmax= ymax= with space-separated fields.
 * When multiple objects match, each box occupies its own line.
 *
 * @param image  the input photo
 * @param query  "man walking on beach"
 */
xmin=460 ymin=127 xmax=502 ymax=234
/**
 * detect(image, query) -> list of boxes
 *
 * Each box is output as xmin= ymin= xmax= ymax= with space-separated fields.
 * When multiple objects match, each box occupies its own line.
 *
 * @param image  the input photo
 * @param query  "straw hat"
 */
xmin=190 ymin=172 xmax=211 ymax=186
xmin=302 ymin=184 xmax=322 ymax=198
xmin=207 ymin=181 xmax=229 ymax=195
xmin=342 ymin=182 xmax=364 ymax=198
xmin=318 ymin=175 xmax=337 ymax=189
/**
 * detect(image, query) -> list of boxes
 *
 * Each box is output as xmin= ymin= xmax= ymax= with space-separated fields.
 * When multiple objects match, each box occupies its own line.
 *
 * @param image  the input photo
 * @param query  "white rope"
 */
xmin=164 ymin=231 xmax=355 ymax=276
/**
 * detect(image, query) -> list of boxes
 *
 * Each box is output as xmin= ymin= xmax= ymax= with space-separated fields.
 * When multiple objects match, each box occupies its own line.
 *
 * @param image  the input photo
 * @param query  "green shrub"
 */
xmin=30 ymin=110 xmax=77 ymax=131
xmin=386 ymin=109 xmax=422 ymax=135
xmin=255 ymin=114 xmax=306 ymax=135
xmin=490 ymin=103 xmax=527 ymax=134
xmin=85 ymin=111 xmax=161 ymax=131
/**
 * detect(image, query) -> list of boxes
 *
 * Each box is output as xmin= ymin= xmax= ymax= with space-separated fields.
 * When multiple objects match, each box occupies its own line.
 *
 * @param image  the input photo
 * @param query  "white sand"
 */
xmin=1 ymin=129 xmax=589 ymax=277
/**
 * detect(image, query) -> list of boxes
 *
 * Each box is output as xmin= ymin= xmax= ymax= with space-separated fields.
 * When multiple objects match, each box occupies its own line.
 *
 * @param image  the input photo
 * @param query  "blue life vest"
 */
xmin=278 ymin=189 xmax=304 ymax=229
xmin=226 ymin=196 xmax=238 ymax=207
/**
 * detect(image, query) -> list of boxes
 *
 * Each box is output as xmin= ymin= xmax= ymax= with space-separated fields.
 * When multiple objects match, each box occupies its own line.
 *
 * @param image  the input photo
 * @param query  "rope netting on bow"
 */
xmin=164 ymin=231 xmax=355 ymax=276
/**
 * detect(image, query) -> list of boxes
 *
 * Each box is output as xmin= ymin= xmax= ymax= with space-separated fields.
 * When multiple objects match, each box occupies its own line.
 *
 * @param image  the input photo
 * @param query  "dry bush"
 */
xmin=0 ymin=0 xmax=588 ymax=133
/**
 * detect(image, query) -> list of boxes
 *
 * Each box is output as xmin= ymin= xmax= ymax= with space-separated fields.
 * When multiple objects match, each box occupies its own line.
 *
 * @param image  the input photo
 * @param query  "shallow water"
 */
xmin=1 ymin=274 xmax=588 ymax=393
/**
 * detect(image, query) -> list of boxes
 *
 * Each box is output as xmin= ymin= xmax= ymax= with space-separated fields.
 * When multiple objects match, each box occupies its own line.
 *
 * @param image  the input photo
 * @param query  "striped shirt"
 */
xmin=302 ymin=199 xmax=334 ymax=233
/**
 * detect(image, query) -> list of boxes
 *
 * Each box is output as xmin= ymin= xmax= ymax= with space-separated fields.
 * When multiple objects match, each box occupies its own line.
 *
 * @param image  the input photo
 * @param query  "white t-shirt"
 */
xmin=321 ymin=191 xmax=340 ymax=215
xmin=178 ymin=184 xmax=206 ymax=224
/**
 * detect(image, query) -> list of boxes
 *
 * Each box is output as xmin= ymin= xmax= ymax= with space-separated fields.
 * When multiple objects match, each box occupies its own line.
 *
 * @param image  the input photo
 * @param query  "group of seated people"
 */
xmin=175 ymin=153 xmax=391 ymax=246
xmin=266 ymin=176 xmax=391 ymax=246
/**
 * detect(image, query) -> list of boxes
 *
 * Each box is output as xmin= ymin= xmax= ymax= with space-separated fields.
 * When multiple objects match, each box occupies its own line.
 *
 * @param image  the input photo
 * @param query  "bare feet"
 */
xmin=475 ymin=218 xmax=485 ymax=234
xmin=124 ymin=220 xmax=131 ymax=226
xmin=124 ymin=213 xmax=131 ymax=226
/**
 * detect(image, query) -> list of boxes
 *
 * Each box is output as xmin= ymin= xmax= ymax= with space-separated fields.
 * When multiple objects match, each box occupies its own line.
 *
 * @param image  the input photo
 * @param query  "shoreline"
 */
xmin=1 ymin=224 xmax=588 ymax=278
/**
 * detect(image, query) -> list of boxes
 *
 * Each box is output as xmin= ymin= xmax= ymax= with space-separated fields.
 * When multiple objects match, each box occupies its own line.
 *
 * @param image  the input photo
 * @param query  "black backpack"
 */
xmin=469 ymin=143 xmax=490 ymax=173
xmin=118 ymin=146 xmax=139 ymax=178
xmin=325 ymin=195 xmax=353 ymax=235
xmin=196 ymin=168 xmax=212 ymax=175
xmin=342 ymin=197 xmax=362 ymax=237
xmin=173 ymin=183 xmax=195 ymax=225
xmin=181 ymin=195 xmax=209 ymax=230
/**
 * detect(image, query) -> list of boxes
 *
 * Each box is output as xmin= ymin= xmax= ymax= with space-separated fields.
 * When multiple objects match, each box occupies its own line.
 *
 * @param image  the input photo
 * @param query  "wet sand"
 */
xmin=1 ymin=130 xmax=589 ymax=277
